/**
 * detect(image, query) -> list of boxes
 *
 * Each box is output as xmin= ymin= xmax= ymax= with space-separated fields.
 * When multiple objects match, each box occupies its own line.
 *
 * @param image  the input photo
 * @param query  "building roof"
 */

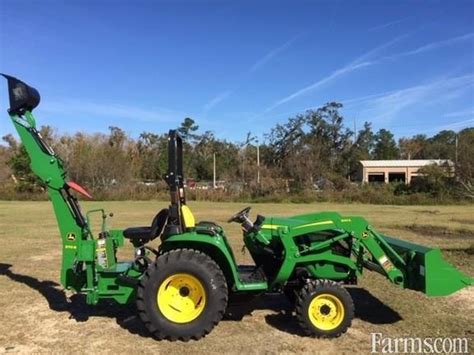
xmin=359 ymin=159 xmax=453 ymax=168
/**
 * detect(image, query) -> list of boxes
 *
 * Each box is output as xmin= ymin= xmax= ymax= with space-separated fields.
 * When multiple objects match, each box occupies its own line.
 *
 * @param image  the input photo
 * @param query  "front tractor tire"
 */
xmin=295 ymin=279 xmax=354 ymax=338
xmin=136 ymin=249 xmax=228 ymax=341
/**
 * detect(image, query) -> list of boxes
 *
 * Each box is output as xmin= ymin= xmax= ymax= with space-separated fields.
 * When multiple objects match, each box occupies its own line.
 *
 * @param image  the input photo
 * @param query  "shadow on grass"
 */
xmin=0 ymin=263 xmax=148 ymax=337
xmin=0 ymin=263 xmax=402 ymax=339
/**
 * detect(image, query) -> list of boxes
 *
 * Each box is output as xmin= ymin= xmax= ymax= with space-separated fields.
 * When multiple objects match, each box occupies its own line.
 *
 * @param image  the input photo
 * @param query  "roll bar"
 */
xmin=163 ymin=130 xmax=187 ymax=234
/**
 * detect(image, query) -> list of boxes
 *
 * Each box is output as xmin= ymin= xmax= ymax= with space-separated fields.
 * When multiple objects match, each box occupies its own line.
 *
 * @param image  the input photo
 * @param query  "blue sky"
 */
xmin=0 ymin=0 xmax=473 ymax=143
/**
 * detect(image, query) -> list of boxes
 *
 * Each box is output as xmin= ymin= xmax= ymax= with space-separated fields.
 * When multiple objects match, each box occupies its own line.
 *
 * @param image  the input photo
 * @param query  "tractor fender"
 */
xmin=158 ymin=233 xmax=241 ymax=291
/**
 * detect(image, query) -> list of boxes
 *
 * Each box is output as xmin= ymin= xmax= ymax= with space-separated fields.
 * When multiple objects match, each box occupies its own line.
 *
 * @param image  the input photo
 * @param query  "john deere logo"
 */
xmin=362 ymin=231 xmax=369 ymax=238
xmin=13 ymin=84 xmax=26 ymax=100
xmin=67 ymin=233 xmax=76 ymax=241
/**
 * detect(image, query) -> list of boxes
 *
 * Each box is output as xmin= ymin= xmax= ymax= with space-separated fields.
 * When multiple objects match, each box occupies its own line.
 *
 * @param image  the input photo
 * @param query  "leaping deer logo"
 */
xmin=12 ymin=84 xmax=26 ymax=100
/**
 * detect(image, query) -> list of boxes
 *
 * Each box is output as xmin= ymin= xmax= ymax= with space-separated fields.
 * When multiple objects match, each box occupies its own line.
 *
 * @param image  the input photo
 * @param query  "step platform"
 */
xmin=236 ymin=265 xmax=268 ymax=291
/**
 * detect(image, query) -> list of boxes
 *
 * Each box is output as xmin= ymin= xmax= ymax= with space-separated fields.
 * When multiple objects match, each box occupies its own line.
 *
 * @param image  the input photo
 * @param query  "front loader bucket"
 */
xmin=383 ymin=236 xmax=473 ymax=296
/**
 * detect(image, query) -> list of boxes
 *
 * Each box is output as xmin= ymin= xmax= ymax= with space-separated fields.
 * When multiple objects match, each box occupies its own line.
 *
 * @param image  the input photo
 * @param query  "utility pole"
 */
xmin=242 ymin=149 xmax=245 ymax=184
xmin=256 ymin=138 xmax=260 ymax=184
xmin=213 ymin=152 xmax=216 ymax=189
xmin=241 ymin=132 xmax=260 ymax=185
xmin=455 ymin=134 xmax=459 ymax=165
xmin=353 ymin=117 xmax=357 ymax=143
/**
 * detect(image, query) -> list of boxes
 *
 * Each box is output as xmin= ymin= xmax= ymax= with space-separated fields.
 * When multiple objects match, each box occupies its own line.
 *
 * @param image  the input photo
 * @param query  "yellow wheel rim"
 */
xmin=157 ymin=273 xmax=206 ymax=323
xmin=308 ymin=293 xmax=345 ymax=331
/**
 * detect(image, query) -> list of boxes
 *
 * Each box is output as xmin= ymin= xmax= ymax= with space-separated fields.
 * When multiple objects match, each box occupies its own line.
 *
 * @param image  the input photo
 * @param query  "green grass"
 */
xmin=0 ymin=201 xmax=472 ymax=353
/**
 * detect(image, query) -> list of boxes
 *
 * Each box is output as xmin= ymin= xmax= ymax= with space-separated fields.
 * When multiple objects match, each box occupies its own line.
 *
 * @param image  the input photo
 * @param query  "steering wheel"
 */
xmin=227 ymin=206 xmax=252 ymax=223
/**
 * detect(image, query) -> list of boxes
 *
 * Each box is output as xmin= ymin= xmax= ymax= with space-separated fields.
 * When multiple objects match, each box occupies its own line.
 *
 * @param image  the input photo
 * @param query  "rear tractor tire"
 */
xmin=295 ymin=279 xmax=354 ymax=338
xmin=136 ymin=248 xmax=228 ymax=341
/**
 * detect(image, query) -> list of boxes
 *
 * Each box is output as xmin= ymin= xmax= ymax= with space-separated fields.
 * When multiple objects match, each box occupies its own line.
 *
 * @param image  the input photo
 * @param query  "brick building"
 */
xmin=359 ymin=159 xmax=454 ymax=184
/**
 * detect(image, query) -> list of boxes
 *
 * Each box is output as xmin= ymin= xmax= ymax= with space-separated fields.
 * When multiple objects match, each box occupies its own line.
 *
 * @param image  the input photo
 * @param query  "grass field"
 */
xmin=0 ymin=201 xmax=473 ymax=354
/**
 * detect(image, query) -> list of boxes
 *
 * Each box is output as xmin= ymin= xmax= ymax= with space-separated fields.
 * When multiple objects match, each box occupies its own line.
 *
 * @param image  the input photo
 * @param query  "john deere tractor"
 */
xmin=2 ymin=75 xmax=472 ymax=341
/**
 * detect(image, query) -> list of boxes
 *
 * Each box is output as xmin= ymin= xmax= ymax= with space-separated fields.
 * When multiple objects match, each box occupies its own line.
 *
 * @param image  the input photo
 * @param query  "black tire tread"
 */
xmin=295 ymin=279 xmax=354 ymax=338
xmin=136 ymin=248 xmax=228 ymax=341
xmin=283 ymin=286 xmax=297 ymax=305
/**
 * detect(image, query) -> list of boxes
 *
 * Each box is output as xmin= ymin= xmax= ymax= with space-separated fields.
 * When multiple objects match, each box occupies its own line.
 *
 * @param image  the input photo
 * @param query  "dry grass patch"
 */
xmin=0 ymin=201 xmax=472 ymax=353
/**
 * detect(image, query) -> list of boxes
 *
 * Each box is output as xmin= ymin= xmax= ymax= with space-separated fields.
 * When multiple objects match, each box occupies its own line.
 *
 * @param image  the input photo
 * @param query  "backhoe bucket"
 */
xmin=383 ymin=236 xmax=473 ymax=296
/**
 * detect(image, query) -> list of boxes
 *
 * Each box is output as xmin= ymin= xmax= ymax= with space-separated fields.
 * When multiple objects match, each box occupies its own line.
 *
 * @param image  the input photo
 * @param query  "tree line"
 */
xmin=0 ymin=102 xmax=473 ymax=202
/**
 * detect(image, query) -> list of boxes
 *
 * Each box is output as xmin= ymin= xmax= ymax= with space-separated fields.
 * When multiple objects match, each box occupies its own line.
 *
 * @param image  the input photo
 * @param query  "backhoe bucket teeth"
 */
xmin=383 ymin=236 xmax=473 ymax=296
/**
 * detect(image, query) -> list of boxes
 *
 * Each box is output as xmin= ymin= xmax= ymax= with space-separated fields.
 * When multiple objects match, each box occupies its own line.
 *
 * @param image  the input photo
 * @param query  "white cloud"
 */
xmin=359 ymin=74 xmax=474 ymax=125
xmin=203 ymin=90 xmax=232 ymax=112
xmin=249 ymin=34 xmax=301 ymax=73
xmin=414 ymin=118 xmax=474 ymax=134
xmin=261 ymin=32 xmax=474 ymax=115
xmin=368 ymin=17 xmax=411 ymax=32
xmin=263 ymin=61 xmax=373 ymax=113
xmin=341 ymin=90 xmax=398 ymax=107
xmin=262 ymin=34 xmax=408 ymax=113
xmin=435 ymin=118 xmax=474 ymax=131
xmin=385 ymin=32 xmax=474 ymax=60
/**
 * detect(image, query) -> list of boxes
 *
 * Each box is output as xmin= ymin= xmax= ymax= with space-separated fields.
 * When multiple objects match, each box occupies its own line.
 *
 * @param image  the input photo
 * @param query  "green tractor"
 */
xmin=2 ymin=75 xmax=472 ymax=341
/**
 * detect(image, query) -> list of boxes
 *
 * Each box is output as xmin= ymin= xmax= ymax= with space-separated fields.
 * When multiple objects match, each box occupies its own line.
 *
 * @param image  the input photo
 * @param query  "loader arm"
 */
xmin=264 ymin=212 xmax=472 ymax=296
xmin=343 ymin=216 xmax=473 ymax=296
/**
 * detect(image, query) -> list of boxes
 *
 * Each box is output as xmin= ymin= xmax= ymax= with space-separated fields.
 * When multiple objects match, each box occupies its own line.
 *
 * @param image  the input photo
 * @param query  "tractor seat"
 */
xmin=123 ymin=208 xmax=169 ymax=243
